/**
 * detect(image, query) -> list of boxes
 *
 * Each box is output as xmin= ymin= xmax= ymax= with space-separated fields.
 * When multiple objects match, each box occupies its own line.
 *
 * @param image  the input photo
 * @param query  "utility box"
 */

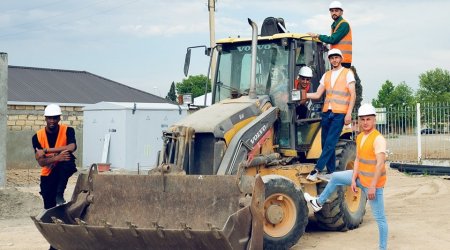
xmin=82 ymin=102 xmax=187 ymax=171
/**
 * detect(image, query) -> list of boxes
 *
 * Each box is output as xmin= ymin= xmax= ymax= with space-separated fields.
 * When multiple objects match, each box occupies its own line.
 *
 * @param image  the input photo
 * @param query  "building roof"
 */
xmin=8 ymin=66 xmax=169 ymax=104
xmin=83 ymin=102 xmax=187 ymax=111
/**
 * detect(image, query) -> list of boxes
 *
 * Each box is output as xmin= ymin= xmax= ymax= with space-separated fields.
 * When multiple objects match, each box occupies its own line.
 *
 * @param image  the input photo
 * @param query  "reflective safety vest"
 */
xmin=356 ymin=129 xmax=386 ymax=188
xmin=322 ymin=68 xmax=351 ymax=114
xmin=37 ymin=125 xmax=68 ymax=176
xmin=331 ymin=19 xmax=352 ymax=64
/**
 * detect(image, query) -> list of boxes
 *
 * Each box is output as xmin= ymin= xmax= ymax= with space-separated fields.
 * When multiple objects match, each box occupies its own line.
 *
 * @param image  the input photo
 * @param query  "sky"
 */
xmin=1 ymin=0 xmax=449 ymax=102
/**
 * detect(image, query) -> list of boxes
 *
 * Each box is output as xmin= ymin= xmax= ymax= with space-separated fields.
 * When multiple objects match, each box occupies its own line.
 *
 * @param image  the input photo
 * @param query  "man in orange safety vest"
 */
xmin=304 ymin=103 xmax=388 ymax=250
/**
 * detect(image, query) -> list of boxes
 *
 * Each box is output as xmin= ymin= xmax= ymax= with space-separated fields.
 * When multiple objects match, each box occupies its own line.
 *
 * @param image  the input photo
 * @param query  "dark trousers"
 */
xmin=315 ymin=111 xmax=345 ymax=173
xmin=40 ymin=164 xmax=76 ymax=209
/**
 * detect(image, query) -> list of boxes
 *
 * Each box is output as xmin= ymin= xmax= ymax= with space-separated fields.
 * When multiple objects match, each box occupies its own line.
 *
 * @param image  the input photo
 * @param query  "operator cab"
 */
xmin=213 ymin=33 xmax=329 ymax=154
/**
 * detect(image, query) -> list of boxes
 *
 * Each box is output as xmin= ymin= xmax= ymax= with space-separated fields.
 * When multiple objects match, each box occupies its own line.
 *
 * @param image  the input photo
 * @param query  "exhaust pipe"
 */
xmin=248 ymin=18 xmax=258 ymax=99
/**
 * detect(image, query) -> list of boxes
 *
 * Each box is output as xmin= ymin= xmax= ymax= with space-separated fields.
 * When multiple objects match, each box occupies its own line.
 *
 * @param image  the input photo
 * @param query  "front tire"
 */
xmin=262 ymin=175 xmax=308 ymax=250
xmin=315 ymin=140 xmax=367 ymax=231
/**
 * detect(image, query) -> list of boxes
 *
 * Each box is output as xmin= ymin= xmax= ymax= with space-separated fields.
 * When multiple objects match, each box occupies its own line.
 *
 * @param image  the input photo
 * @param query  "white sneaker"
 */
xmin=306 ymin=169 xmax=318 ymax=181
xmin=304 ymin=192 xmax=323 ymax=212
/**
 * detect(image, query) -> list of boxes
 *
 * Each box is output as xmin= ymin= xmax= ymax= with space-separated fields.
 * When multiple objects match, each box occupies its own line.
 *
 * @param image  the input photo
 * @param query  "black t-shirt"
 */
xmin=32 ymin=126 xmax=77 ymax=164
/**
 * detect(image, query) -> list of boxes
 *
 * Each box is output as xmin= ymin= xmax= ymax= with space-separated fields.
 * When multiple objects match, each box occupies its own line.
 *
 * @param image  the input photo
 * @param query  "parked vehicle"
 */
xmin=421 ymin=128 xmax=437 ymax=134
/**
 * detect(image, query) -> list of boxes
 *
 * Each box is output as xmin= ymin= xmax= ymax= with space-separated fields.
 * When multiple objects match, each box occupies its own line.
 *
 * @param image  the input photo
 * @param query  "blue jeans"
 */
xmin=316 ymin=111 xmax=345 ymax=173
xmin=318 ymin=170 xmax=388 ymax=250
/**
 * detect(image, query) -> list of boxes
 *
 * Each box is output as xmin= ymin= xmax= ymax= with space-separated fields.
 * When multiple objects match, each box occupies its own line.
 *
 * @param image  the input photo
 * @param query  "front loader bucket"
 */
xmin=32 ymin=166 xmax=264 ymax=250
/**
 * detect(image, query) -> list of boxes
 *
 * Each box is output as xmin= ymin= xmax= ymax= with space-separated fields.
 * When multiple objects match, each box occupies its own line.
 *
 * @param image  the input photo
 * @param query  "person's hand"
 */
xmin=307 ymin=32 xmax=318 ymax=39
xmin=351 ymin=179 xmax=358 ymax=194
xmin=367 ymin=187 xmax=376 ymax=200
xmin=56 ymin=150 xmax=71 ymax=162
xmin=345 ymin=113 xmax=352 ymax=125
xmin=35 ymin=148 xmax=45 ymax=160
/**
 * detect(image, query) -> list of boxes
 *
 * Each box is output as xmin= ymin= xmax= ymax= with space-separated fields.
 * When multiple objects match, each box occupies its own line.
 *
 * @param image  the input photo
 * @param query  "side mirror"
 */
xmin=184 ymin=48 xmax=192 ymax=77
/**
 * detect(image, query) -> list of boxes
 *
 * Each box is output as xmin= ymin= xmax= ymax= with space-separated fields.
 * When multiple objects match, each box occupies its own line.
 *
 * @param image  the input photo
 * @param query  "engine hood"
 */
xmin=171 ymin=97 xmax=262 ymax=139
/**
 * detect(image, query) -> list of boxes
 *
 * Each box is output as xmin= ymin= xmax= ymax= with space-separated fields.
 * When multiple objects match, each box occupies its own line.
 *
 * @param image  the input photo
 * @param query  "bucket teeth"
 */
xmin=152 ymin=222 xmax=165 ymax=238
xmin=51 ymin=216 xmax=64 ymax=224
xmin=180 ymin=223 xmax=192 ymax=239
xmin=100 ymin=220 xmax=113 ymax=236
xmin=207 ymin=223 xmax=222 ymax=239
xmin=51 ymin=216 xmax=65 ymax=232
xmin=75 ymin=218 xmax=89 ymax=234
xmin=126 ymin=221 xmax=139 ymax=237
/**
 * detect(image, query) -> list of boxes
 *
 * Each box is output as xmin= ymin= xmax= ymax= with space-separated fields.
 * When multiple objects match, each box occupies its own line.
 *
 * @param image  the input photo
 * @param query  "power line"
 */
xmin=0 ymin=0 xmax=141 ymax=39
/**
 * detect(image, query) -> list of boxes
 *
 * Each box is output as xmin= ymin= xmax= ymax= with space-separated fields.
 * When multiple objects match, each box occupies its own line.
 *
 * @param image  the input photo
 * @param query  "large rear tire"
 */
xmin=262 ymin=175 xmax=308 ymax=250
xmin=315 ymin=140 xmax=367 ymax=231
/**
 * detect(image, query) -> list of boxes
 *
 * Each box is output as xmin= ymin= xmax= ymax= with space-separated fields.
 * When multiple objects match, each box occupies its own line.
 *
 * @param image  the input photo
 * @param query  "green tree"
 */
xmin=373 ymin=80 xmax=415 ymax=108
xmin=391 ymin=82 xmax=415 ymax=106
xmin=416 ymin=68 xmax=450 ymax=103
xmin=372 ymin=80 xmax=395 ymax=108
xmin=176 ymin=74 xmax=211 ymax=98
xmin=165 ymin=81 xmax=177 ymax=102
xmin=373 ymin=80 xmax=416 ymax=134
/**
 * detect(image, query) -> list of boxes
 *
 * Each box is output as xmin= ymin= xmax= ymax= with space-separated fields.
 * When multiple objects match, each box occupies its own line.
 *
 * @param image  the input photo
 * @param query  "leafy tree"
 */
xmin=390 ymin=82 xmax=415 ymax=106
xmin=416 ymin=68 xmax=450 ymax=103
xmin=175 ymin=74 xmax=211 ymax=98
xmin=373 ymin=81 xmax=415 ymax=108
xmin=165 ymin=81 xmax=177 ymax=102
xmin=373 ymin=80 xmax=416 ymax=134
xmin=372 ymin=80 xmax=395 ymax=108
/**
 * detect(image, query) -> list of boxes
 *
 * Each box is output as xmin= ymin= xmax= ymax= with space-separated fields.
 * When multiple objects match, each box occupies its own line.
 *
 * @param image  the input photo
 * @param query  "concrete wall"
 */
xmin=7 ymin=104 xmax=84 ymax=169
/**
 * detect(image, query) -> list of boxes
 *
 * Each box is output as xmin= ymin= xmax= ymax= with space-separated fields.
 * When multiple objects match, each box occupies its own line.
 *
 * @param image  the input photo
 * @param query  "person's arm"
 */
xmin=36 ymin=150 xmax=71 ymax=167
xmin=45 ymin=144 xmax=75 ymax=154
xmin=32 ymin=135 xmax=45 ymax=160
xmin=32 ymin=132 xmax=72 ymax=167
xmin=345 ymin=83 xmax=356 ymax=125
xmin=367 ymin=152 xmax=386 ymax=200
xmin=318 ymin=22 xmax=350 ymax=45
xmin=367 ymin=136 xmax=387 ymax=200
xmin=306 ymin=84 xmax=325 ymax=100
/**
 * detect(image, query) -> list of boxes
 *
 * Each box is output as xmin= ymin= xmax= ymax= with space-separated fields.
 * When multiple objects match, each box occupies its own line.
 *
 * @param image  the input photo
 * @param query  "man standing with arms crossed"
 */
xmin=308 ymin=1 xmax=352 ymax=68
xmin=305 ymin=48 xmax=355 ymax=180
xmin=33 ymin=104 xmax=77 ymax=209
xmin=304 ymin=103 xmax=388 ymax=250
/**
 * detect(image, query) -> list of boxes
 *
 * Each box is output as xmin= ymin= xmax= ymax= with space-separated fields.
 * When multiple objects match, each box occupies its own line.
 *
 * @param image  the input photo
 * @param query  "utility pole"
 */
xmin=0 ymin=53 xmax=8 ymax=188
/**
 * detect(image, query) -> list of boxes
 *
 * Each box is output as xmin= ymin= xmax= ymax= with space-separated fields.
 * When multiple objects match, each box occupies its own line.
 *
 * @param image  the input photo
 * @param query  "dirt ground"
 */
xmin=1 ymin=167 xmax=450 ymax=250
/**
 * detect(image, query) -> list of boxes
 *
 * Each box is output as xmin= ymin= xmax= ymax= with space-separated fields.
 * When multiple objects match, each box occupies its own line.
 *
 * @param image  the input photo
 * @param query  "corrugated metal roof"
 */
xmin=83 ymin=102 xmax=187 ymax=111
xmin=8 ymin=66 xmax=170 ymax=104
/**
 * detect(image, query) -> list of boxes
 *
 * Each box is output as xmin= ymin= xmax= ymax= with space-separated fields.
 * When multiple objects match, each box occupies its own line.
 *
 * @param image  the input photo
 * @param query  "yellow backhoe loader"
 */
xmin=33 ymin=18 xmax=366 ymax=249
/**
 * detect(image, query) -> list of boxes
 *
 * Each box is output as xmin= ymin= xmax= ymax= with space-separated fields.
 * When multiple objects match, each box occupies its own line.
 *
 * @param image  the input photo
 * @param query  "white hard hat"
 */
xmin=44 ymin=104 xmax=62 ymax=116
xmin=298 ymin=66 xmax=313 ymax=78
xmin=327 ymin=48 xmax=343 ymax=58
xmin=329 ymin=1 xmax=343 ymax=10
xmin=358 ymin=103 xmax=376 ymax=117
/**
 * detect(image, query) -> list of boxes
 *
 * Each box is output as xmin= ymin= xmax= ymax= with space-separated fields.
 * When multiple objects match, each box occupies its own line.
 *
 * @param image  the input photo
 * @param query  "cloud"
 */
xmin=2 ymin=0 xmax=450 ymax=102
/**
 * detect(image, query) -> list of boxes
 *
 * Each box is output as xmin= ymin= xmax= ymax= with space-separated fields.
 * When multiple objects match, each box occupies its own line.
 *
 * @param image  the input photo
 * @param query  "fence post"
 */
xmin=416 ymin=103 xmax=422 ymax=164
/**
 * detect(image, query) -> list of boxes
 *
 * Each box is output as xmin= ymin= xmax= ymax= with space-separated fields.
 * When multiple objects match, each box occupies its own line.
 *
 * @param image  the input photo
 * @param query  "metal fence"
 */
xmin=374 ymin=102 xmax=450 ymax=163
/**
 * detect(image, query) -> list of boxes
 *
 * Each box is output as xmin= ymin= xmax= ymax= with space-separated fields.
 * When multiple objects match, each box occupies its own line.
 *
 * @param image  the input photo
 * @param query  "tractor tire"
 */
xmin=315 ymin=140 xmax=367 ymax=231
xmin=262 ymin=175 xmax=308 ymax=250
